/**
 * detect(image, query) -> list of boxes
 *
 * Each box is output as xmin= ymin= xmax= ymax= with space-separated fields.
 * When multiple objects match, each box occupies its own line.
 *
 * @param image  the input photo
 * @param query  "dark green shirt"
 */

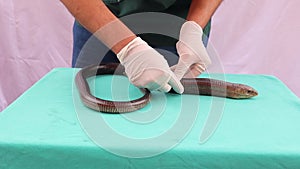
xmin=103 ymin=0 xmax=190 ymax=18
xmin=102 ymin=0 xmax=211 ymax=46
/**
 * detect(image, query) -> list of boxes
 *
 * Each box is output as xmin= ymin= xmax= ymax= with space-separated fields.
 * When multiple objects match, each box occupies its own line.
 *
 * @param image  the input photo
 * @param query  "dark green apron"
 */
xmin=102 ymin=0 xmax=211 ymax=47
xmin=72 ymin=0 xmax=211 ymax=67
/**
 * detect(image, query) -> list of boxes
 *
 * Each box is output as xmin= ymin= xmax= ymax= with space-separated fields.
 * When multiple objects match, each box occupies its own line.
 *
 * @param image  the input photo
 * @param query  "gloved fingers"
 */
xmin=170 ymin=64 xmax=178 ymax=73
xmin=173 ymin=54 xmax=193 ymax=80
xmin=132 ymin=69 xmax=176 ymax=93
xmin=171 ymin=63 xmax=192 ymax=79
xmin=157 ymin=83 xmax=172 ymax=93
xmin=167 ymin=72 xmax=184 ymax=94
xmin=173 ymin=64 xmax=189 ymax=80
xmin=132 ymin=69 xmax=183 ymax=93
xmin=183 ymin=63 xmax=203 ymax=78
xmin=116 ymin=37 xmax=184 ymax=93
xmin=177 ymin=41 xmax=212 ymax=69
xmin=196 ymin=63 xmax=206 ymax=72
xmin=171 ymin=63 xmax=205 ymax=78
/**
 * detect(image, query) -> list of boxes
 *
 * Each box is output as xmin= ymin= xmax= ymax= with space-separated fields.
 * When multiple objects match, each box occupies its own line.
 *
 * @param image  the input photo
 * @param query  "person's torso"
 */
xmin=102 ymin=0 xmax=210 ymax=47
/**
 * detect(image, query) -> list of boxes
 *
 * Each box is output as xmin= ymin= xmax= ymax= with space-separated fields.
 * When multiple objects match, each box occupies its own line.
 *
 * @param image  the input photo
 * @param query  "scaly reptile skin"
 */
xmin=75 ymin=63 xmax=258 ymax=113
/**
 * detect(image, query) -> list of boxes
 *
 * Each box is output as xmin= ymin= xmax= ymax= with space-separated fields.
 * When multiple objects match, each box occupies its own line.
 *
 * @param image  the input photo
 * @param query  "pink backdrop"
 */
xmin=0 ymin=0 xmax=73 ymax=111
xmin=210 ymin=0 xmax=300 ymax=96
xmin=1 ymin=0 xmax=299 ymax=111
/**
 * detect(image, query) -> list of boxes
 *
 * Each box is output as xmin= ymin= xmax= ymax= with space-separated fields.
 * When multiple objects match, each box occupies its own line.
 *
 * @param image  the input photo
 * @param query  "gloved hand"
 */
xmin=172 ymin=21 xmax=212 ymax=79
xmin=117 ymin=37 xmax=184 ymax=93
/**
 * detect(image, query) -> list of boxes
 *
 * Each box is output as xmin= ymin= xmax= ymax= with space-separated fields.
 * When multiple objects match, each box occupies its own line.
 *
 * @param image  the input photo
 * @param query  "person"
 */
xmin=60 ymin=0 xmax=222 ymax=94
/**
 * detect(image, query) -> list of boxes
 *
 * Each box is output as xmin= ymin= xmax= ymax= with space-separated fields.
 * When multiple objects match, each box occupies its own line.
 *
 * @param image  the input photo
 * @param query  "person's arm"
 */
xmin=187 ymin=0 xmax=223 ymax=28
xmin=173 ymin=0 xmax=223 ymax=79
xmin=60 ymin=0 xmax=135 ymax=54
xmin=60 ymin=0 xmax=184 ymax=93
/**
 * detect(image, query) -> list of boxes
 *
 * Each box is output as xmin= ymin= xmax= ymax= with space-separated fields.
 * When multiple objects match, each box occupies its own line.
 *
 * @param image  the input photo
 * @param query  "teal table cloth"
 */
xmin=1 ymin=68 xmax=300 ymax=169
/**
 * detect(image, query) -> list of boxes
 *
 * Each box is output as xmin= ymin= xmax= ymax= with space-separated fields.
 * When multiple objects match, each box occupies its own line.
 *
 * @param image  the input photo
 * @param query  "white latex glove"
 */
xmin=172 ymin=21 xmax=212 ymax=79
xmin=117 ymin=37 xmax=184 ymax=93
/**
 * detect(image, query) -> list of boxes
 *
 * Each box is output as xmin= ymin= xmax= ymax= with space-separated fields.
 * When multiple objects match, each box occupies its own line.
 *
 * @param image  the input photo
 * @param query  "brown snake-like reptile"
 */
xmin=75 ymin=63 xmax=258 ymax=113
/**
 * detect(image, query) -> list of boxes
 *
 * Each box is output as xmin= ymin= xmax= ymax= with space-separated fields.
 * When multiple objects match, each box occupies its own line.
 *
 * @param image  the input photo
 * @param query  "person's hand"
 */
xmin=117 ymin=37 xmax=184 ymax=93
xmin=172 ymin=21 xmax=211 ymax=79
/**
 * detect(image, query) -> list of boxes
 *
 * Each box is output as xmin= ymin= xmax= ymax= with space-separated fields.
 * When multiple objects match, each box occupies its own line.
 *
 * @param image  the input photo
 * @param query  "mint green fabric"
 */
xmin=1 ymin=68 xmax=300 ymax=168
